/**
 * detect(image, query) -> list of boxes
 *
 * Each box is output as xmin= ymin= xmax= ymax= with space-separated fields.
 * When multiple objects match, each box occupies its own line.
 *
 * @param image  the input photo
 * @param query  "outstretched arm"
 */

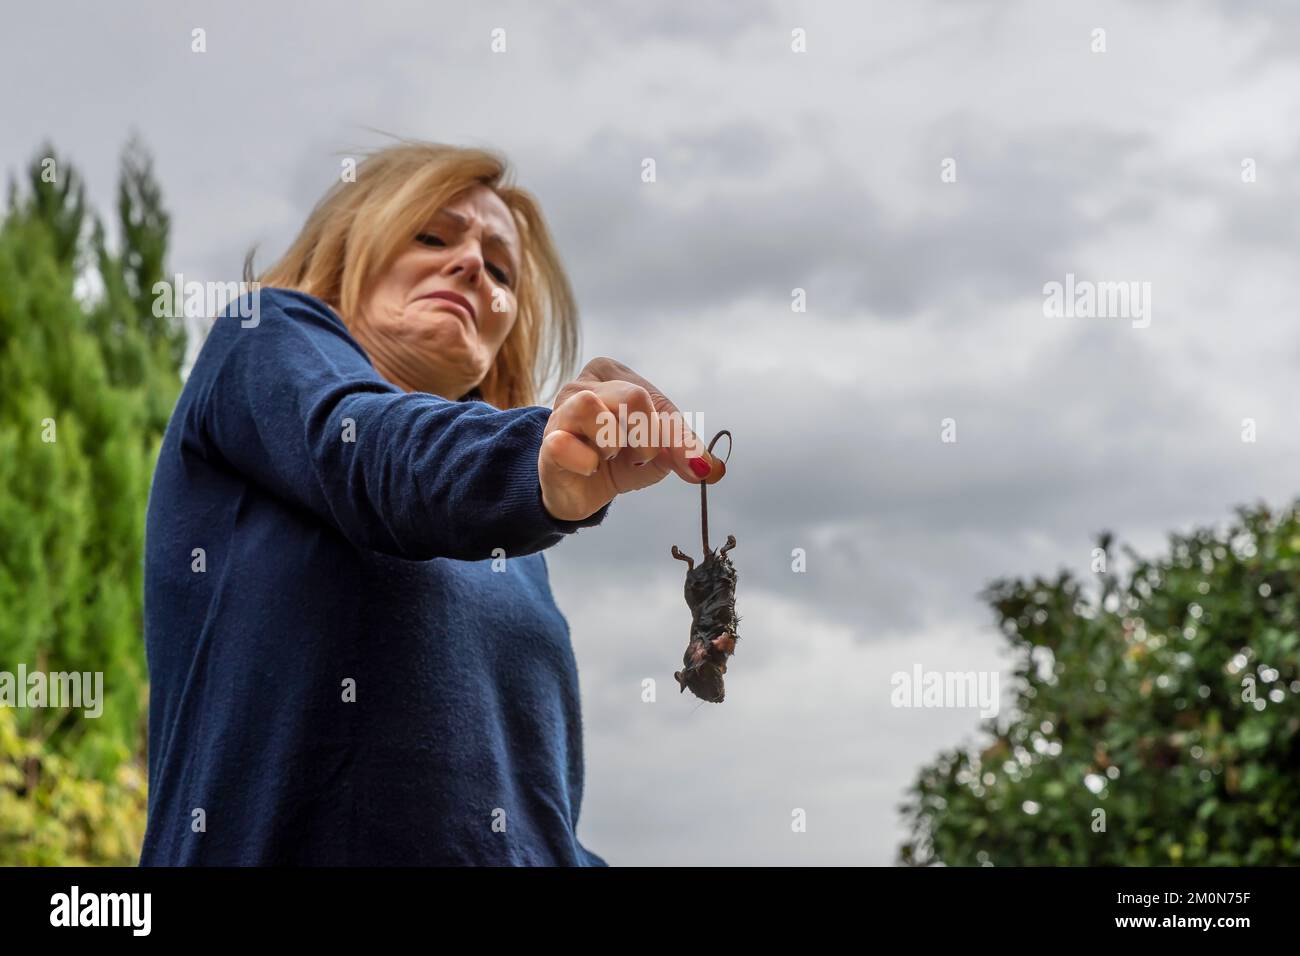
xmin=193 ymin=289 xmax=610 ymax=561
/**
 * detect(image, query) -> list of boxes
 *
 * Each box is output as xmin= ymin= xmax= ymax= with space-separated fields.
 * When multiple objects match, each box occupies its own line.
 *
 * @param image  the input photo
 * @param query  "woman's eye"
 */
xmin=417 ymin=232 xmax=512 ymax=287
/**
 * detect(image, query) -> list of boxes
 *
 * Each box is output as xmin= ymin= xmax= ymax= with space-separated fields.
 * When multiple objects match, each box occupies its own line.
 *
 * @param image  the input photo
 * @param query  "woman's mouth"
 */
xmin=418 ymin=291 xmax=476 ymax=329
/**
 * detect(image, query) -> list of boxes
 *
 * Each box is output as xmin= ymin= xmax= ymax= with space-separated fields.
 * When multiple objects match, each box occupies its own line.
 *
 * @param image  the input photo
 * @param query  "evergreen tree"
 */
xmin=0 ymin=140 xmax=182 ymax=862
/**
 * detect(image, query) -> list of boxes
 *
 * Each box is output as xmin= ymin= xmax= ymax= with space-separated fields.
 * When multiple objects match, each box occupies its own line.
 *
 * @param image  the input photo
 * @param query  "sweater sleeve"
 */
xmin=189 ymin=288 xmax=611 ymax=561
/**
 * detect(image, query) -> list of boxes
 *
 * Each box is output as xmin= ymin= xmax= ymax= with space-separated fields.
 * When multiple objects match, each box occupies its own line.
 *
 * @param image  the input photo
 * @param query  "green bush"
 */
xmin=0 ymin=706 xmax=146 ymax=865
xmin=901 ymin=503 xmax=1300 ymax=866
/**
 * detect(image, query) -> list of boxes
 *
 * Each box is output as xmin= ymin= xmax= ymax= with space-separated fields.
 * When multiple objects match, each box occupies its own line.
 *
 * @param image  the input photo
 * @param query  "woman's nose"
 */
xmin=446 ymin=246 xmax=484 ymax=281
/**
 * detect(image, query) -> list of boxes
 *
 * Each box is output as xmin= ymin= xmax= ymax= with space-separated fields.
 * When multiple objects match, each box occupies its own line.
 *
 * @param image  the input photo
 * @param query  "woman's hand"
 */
xmin=539 ymin=356 xmax=724 ymax=522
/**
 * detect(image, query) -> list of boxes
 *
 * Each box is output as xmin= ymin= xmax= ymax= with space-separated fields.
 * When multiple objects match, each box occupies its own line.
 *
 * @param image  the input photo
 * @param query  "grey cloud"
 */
xmin=524 ymin=120 xmax=1156 ymax=326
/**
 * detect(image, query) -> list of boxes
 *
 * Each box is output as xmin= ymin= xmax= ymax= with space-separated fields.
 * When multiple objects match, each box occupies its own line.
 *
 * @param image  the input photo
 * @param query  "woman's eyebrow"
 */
xmin=434 ymin=208 xmax=517 ymax=266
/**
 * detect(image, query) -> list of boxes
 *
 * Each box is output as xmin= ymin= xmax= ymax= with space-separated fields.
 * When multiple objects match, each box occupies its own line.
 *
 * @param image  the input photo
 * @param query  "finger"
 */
xmin=581 ymin=380 xmax=651 ymax=461
xmin=645 ymin=409 xmax=714 ymax=485
xmin=540 ymin=427 xmax=600 ymax=476
xmin=583 ymin=380 xmax=662 ymax=465
xmin=607 ymin=448 xmax=671 ymax=493
xmin=576 ymin=362 xmax=716 ymax=484
xmin=703 ymin=454 xmax=727 ymax=484
xmin=547 ymin=388 xmax=615 ymax=463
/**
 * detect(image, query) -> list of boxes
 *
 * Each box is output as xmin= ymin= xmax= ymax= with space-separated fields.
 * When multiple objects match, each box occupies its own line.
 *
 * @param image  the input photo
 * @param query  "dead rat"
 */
xmin=671 ymin=430 xmax=740 ymax=703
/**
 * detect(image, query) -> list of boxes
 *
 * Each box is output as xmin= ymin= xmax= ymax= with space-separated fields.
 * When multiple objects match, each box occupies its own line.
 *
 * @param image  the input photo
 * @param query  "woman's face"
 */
xmin=352 ymin=184 xmax=521 ymax=398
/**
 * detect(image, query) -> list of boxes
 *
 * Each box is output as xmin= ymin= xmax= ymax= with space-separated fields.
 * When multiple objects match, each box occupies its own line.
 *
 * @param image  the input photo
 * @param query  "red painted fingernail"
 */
xmin=687 ymin=456 xmax=711 ymax=478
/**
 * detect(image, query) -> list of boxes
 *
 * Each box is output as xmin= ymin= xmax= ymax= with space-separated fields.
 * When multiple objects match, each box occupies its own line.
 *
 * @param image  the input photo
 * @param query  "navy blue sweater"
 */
xmin=140 ymin=287 xmax=611 ymax=865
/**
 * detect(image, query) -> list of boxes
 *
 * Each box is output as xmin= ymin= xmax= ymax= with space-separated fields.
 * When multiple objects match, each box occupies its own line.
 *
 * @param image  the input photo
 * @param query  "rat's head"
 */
xmin=675 ymin=662 xmax=726 ymax=703
xmin=676 ymin=634 xmax=728 ymax=702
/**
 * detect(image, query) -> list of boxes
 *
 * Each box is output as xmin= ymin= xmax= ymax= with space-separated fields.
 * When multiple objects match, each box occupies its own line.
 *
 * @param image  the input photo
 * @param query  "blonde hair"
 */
xmin=246 ymin=140 xmax=580 ymax=409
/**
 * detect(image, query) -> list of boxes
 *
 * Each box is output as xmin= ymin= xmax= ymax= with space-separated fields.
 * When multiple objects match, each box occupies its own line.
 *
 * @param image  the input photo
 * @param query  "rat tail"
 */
xmin=701 ymin=430 xmax=733 ymax=554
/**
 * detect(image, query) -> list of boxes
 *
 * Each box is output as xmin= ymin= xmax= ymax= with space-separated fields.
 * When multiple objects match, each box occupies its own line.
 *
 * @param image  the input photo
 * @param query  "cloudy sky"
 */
xmin=5 ymin=0 xmax=1300 ymax=864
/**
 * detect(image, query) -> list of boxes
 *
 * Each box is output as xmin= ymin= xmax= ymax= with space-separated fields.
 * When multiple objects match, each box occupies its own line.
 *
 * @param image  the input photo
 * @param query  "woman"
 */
xmin=139 ymin=141 xmax=721 ymax=866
